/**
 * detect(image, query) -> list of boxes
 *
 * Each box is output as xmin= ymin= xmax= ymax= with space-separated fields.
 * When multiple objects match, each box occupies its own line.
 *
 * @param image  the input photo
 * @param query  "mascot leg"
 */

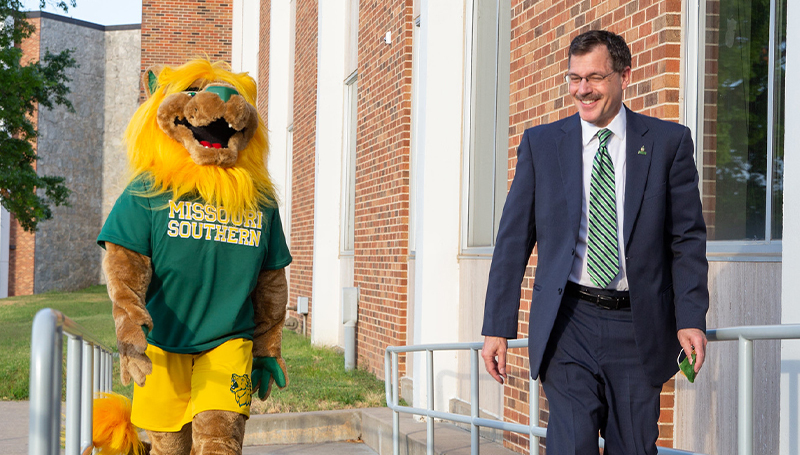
xmin=148 ymin=423 xmax=192 ymax=455
xmin=190 ymin=410 xmax=247 ymax=455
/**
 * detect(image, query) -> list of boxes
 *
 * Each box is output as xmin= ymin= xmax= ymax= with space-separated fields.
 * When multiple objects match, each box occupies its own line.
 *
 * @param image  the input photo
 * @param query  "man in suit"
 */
xmin=481 ymin=30 xmax=709 ymax=455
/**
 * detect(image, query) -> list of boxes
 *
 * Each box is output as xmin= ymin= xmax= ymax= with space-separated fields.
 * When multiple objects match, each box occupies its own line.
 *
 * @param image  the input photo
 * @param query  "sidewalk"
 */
xmin=3 ymin=401 xmax=517 ymax=455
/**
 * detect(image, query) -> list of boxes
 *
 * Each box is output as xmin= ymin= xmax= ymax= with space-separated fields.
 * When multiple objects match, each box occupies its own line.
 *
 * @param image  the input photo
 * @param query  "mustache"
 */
xmin=576 ymin=93 xmax=601 ymax=102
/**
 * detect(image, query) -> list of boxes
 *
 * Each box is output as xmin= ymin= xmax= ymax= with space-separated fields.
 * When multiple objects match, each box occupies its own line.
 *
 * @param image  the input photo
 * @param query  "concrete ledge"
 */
xmin=244 ymin=409 xmax=362 ymax=446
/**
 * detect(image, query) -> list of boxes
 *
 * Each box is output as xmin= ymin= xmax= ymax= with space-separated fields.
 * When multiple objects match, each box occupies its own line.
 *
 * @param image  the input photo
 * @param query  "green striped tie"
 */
xmin=587 ymin=128 xmax=619 ymax=288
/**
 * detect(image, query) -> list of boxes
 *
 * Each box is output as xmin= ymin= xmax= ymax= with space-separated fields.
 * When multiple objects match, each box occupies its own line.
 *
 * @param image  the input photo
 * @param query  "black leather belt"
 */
xmin=565 ymin=281 xmax=631 ymax=310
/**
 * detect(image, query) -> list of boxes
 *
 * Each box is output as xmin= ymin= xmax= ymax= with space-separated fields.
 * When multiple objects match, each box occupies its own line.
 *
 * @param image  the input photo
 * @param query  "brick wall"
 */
xmin=8 ymin=215 xmax=35 ymax=296
xmin=287 ymin=0 xmax=318 ymax=336
xmin=352 ymin=0 xmax=414 ymax=377
xmin=257 ymin=0 xmax=270 ymax=125
xmin=9 ymin=16 xmax=41 ymax=297
xmin=504 ymin=1 xmax=684 ymax=453
xmin=141 ymin=0 xmax=233 ymax=99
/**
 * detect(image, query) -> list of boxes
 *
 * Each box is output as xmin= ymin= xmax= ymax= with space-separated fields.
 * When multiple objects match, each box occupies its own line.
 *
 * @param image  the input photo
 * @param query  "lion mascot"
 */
xmin=95 ymin=59 xmax=290 ymax=455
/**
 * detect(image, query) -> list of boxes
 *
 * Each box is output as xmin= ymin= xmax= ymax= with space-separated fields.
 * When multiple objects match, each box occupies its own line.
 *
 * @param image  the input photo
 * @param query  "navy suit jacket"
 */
xmin=482 ymin=107 xmax=709 ymax=386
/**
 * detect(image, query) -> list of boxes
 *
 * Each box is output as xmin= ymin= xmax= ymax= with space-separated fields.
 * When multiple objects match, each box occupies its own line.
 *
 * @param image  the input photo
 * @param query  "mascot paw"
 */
xmin=119 ymin=350 xmax=152 ymax=387
xmin=251 ymin=356 xmax=288 ymax=400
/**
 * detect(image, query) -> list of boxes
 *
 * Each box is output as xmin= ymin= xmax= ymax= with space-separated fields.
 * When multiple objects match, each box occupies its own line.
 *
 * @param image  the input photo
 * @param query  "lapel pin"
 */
xmin=638 ymin=146 xmax=646 ymax=155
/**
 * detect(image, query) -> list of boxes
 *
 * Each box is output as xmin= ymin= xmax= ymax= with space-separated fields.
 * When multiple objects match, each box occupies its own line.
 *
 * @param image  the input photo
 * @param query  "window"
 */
xmin=341 ymin=73 xmax=358 ymax=253
xmin=462 ymin=0 xmax=511 ymax=251
xmin=693 ymin=0 xmax=786 ymax=258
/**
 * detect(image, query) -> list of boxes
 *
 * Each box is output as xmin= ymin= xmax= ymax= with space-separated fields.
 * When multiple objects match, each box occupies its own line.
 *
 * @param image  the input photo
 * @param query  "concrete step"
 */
xmin=360 ymin=408 xmax=518 ymax=455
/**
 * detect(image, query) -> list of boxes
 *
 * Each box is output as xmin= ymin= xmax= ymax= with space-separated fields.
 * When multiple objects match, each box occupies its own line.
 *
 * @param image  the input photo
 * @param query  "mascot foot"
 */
xmin=148 ymin=423 xmax=192 ymax=455
xmin=190 ymin=411 xmax=246 ymax=455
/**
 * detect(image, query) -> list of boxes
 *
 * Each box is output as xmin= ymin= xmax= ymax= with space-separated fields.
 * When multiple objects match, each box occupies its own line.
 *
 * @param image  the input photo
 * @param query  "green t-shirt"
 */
xmin=98 ymin=179 xmax=292 ymax=354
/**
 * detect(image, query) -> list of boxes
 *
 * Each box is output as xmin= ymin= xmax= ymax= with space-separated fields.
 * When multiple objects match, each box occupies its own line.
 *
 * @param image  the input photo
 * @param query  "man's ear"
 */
xmin=142 ymin=65 xmax=163 ymax=99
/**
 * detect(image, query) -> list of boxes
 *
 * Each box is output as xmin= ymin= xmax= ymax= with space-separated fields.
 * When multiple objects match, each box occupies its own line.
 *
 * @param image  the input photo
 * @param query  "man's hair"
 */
xmin=568 ymin=30 xmax=631 ymax=73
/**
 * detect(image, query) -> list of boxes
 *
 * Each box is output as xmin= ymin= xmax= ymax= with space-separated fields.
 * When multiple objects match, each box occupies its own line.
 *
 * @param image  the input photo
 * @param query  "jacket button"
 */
xmin=558 ymin=288 xmax=563 ymax=295
xmin=571 ymin=249 xmax=575 ymax=255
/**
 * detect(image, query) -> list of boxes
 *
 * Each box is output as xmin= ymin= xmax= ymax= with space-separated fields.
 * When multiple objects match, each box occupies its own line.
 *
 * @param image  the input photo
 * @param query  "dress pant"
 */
xmin=539 ymin=294 xmax=662 ymax=455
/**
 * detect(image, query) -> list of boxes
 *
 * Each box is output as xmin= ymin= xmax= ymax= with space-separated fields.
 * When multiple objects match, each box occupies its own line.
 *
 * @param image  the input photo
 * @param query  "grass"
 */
xmin=0 ymin=285 xmax=131 ymax=400
xmin=0 ymin=285 xmax=390 ymax=413
xmin=251 ymin=330 xmax=389 ymax=413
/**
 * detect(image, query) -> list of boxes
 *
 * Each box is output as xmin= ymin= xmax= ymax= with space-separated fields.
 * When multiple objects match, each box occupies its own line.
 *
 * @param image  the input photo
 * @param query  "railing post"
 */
xmin=393 ymin=351 xmax=400 ymax=455
xmin=30 ymin=310 xmax=57 ymax=455
xmin=65 ymin=336 xmax=83 ymax=455
xmin=81 ymin=342 xmax=94 ymax=453
xmin=93 ymin=345 xmax=101 ymax=392
xmin=470 ymin=348 xmax=480 ymax=455
xmin=427 ymin=349 xmax=434 ymax=455
xmin=738 ymin=335 xmax=754 ymax=455
xmin=48 ymin=324 xmax=63 ymax=455
xmin=103 ymin=350 xmax=110 ymax=391
xmin=530 ymin=376 xmax=539 ymax=454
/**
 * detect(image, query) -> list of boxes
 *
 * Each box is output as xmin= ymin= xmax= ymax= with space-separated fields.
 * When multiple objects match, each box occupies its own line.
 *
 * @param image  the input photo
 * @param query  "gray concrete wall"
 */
xmin=34 ymin=17 xmax=106 ymax=293
xmin=32 ymin=15 xmax=141 ymax=293
xmin=102 ymin=28 xmax=140 ymax=223
xmin=675 ymin=261 xmax=781 ymax=454
xmin=101 ymin=28 xmax=141 ymax=284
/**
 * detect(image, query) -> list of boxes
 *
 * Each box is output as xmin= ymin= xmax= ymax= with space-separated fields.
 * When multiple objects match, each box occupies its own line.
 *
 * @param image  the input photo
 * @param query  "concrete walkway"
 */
xmin=3 ymin=401 xmax=517 ymax=455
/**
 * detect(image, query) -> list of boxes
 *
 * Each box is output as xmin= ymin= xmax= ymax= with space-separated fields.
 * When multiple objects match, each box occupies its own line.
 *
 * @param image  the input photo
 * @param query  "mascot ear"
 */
xmin=142 ymin=65 xmax=163 ymax=99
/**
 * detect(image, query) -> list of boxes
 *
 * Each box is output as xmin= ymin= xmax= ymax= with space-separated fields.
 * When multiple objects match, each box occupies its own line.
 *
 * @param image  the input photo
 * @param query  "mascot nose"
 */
xmin=205 ymin=86 xmax=239 ymax=102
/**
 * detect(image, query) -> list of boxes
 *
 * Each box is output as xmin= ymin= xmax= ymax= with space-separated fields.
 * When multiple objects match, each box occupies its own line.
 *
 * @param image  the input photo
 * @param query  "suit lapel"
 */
xmin=623 ymin=108 xmax=653 ymax=248
xmin=556 ymin=114 xmax=584 ymax=243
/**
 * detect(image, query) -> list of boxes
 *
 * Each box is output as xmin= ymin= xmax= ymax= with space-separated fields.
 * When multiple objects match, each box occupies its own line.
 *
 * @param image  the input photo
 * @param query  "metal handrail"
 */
xmin=29 ymin=308 xmax=115 ymax=455
xmin=385 ymin=324 xmax=800 ymax=455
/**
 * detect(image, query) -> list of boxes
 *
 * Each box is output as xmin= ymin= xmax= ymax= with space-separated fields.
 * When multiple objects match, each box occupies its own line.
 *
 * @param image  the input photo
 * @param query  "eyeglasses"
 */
xmin=564 ymin=70 xmax=617 ymax=86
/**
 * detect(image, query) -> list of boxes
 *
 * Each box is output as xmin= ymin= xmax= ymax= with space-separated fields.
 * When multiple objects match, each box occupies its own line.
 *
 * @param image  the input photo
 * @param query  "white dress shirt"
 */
xmin=569 ymin=104 xmax=629 ymax=291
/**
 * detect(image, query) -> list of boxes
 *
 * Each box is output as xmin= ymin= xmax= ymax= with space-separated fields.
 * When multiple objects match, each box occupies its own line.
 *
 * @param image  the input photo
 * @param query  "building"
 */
xmin=6 ymin=1 xmax=800 ymax=453
xmin=254 ymin=1 xmax=798 ymax=454
xmin=1 ymin=11 xmax=140 ymax=297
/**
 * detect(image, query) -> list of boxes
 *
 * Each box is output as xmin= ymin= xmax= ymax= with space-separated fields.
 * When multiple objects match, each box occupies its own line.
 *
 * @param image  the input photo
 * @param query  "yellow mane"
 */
xmin=124 ymin=59 xmax=276 ymax=216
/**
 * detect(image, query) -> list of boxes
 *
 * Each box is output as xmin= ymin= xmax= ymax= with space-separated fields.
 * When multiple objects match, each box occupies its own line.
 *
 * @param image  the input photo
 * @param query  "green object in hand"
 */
xmin=252 ymin=356 xmax=286 ymax=400
xmin=679 ymin=351 xmax=697 ymax=383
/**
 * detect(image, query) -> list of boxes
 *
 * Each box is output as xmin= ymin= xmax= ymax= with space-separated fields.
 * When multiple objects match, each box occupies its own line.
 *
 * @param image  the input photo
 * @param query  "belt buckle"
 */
xmin=595 ymin=295 xmax=617 ymax=310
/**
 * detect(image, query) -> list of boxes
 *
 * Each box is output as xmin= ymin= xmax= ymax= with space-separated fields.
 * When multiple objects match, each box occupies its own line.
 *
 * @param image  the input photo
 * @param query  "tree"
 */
xmin=0 ymin=0 xmax=77 ymax=232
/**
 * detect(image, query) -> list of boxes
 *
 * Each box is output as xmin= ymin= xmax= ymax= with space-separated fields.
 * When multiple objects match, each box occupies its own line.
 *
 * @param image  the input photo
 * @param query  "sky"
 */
xmin=21 ymin=0 xmax=142 ymax=26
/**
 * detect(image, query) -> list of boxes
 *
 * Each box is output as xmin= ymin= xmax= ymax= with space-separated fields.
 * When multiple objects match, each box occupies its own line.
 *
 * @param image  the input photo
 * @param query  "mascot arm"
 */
xmin=251 ymin=268 xmax=289 ymax=400
xmin=103 ymin=242 xmax=154 ymax=387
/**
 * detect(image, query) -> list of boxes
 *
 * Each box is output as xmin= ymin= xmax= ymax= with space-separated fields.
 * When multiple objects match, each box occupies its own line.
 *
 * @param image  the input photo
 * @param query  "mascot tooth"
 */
xmin=94 ymin=59 xmax=291 ymax=455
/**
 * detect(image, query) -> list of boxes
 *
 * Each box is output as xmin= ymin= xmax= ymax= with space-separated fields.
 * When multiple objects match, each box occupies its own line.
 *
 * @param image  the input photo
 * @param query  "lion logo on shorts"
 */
xmin=230 ymin=373 xmax=252 ymax=407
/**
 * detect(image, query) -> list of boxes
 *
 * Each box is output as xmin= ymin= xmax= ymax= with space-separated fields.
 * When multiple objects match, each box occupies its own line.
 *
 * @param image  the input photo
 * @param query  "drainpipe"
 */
xmin=342 ymin=287 xmax=359 ymax=371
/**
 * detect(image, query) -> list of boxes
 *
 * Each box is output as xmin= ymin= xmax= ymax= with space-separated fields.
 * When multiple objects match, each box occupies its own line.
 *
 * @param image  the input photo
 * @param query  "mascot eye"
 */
xmin=185 ymin=91 xmax=197 ymax=97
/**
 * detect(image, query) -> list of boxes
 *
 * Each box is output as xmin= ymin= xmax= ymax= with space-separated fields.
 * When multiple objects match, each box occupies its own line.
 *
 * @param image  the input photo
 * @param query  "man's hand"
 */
xmin=481 ymin=336 xmax=508 ymax=384
xmin=677 ymin=328 xmax=707 ymax=374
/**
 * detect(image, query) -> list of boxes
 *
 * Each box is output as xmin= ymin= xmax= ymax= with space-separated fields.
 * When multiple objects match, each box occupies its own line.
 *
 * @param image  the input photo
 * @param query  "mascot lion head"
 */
xmin=125 ymin=59 xmax=275 ymax=217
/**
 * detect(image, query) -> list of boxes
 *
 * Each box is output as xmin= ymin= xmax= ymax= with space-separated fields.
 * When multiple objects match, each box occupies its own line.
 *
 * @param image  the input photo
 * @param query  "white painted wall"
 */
xmin=310 ymin=0 xmax=347 ymax=347
xmin=780 ymin=2 xmax=800 ymax=453
xmin=232 ymin=0 xmax=260 ymax=77
xmin=412 ymin=0 xmax=465 ymax=412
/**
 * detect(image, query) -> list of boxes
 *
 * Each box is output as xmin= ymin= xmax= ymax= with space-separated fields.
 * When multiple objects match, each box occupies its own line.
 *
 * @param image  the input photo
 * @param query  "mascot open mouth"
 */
xmin=174 ymin=117 xmax=240 ymax=149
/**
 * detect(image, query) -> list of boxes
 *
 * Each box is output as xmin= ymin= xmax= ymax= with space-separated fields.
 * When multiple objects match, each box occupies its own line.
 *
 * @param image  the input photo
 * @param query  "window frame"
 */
xmin=460 ymin=0 xmax=511 ymax=256
xmin=685 ymin=0 xmax=784 ymax=262
xmin=340 ymin=71 xmax=358 ymax=255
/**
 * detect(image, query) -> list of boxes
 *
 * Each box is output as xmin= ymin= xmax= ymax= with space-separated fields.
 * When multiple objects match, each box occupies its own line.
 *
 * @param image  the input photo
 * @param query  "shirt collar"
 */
xmin=580 ymin=104 xmax=627 ymax=147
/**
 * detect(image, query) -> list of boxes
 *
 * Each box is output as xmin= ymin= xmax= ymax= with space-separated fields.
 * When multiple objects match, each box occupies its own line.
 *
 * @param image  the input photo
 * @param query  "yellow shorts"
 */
xmin=131 ymin=338 xmax=253 ymax=432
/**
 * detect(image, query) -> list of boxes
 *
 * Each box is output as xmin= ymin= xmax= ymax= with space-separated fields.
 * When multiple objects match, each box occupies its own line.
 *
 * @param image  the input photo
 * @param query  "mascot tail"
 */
xmin=92 ymin=392 xmax=148 ymax=455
